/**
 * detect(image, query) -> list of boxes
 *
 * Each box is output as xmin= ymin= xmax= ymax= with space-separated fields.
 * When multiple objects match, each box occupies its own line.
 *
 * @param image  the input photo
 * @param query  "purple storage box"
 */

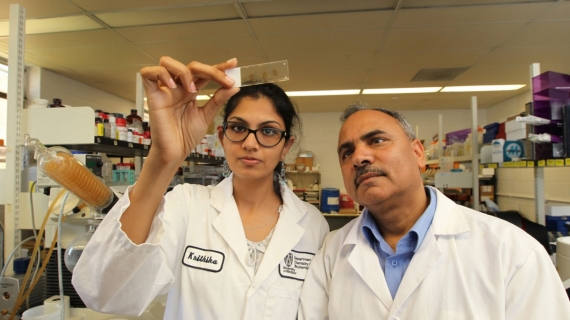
xmin=533 ymin=89 xmax=570 ymax=120
xmin=445 ymin=128 xmax=471 ymax=145
xmin=532 ymin=71 xmax=570 ymax=94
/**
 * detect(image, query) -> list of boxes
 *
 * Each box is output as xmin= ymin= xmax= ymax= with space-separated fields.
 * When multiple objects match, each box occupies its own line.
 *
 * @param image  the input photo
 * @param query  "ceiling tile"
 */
xmin=393 ymin=3 xmax=550 ymax=27
xmin=501 ymin=20 xmax=570 ymax=47
xmin=534 ymin=1 xmax=570 ymax=20
xmin=384 ymin=23 xmax=526 ymax=51
xmin=135 ymin=36 xmax=262 ymax=65
xmin=27 ymin=44 xmax=156 ymax=68
xmin=249 ymin=11 xmax=391 ymax=34
xmin=449 ymin=64 xmax=530 ymax=85
xmin=24 ymin=52 xmax=72 ymax=72
xmin=242 ymin=0 xmax=394 ymax=18
xmin=72 ymin=65 xmax=153 ymax=84
xmin=25 ymin=29 xmax=127 ymax=50
xmin=366 ymin=68 xmax=431 ymax=86
xmin=69 ymin=0 xmax=213 ymax=12
xmin=374 ymin=48 xmax=490 ymax=69
xmin=257 ymin=29 xmax=384 ymax=56
xmin=25 ymin=15 xmax=102 ymax=35
xmin=94 ymin=4 xmax=239 ymax=28
xmin=0 ymin=0 xmax=83 ymax=20
xmin=402 ymin=0 xmax=552 ymax=9
xmin=270 ymin=53 xmax=376 ymax=74
xmin=476 ymin=46 xmax=570 ymax=67
xmin=116 ymin=20 xmax=249 ymax=42
xmin=284 ymin=69 xmax=368 ymax=91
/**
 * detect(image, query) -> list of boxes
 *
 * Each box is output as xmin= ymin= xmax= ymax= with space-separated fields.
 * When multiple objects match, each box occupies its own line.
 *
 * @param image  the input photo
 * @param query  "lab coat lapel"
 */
xmin=388 ymin=187 xmax=470 ymax=317
xmin=346 ymin=215 xmax=393 ymax=311
xmin=388 ymin=227 xmax=442 ymax=317
xmin=247 ymin=187 xmax=306 ymax=297
xmin=210 ymin=175 xmax=253 ymax=280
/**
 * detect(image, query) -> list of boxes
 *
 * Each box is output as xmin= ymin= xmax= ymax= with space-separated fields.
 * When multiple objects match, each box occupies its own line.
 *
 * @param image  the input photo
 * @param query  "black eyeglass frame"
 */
xmin=222 ymin=121 xmax=287 ymax=147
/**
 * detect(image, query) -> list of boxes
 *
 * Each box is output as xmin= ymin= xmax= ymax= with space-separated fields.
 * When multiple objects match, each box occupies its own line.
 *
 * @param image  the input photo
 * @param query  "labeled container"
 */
xmin=321 ymin=188 xmax=340 ymax=213
xmin=339 ymin=193 xmax=354 ymax=209
xmin=116 ymin=118 xmax=128 ymax=141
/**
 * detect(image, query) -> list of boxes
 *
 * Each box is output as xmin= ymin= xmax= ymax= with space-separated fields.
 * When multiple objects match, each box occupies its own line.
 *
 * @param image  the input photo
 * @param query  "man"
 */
xmin=299 ymin=103 xmax=570 ymax=319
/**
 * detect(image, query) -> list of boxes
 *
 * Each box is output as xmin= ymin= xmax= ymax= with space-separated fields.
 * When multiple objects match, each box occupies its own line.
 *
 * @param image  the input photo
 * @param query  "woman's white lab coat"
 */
xmin=299 ymin=187 xmax=570 ymax=320
xmin=72 ymin=175 xmax=329 ymax=319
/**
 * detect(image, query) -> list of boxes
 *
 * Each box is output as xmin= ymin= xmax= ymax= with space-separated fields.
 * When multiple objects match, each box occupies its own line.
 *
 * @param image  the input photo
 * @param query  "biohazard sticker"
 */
xmin=182 ymin=246 xmax=225 ymax=273
xmin=278 ymin=250 xmax=315 ymax=281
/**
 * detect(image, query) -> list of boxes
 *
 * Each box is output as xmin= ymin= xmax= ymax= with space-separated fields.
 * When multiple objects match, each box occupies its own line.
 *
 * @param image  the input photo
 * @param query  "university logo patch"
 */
xmin=279 ymin=250 xmax=315 ymax=281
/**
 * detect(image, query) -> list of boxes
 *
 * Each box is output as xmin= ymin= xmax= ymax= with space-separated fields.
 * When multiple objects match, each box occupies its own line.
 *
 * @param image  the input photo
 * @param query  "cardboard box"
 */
xmin=492 ymin=139 xmax=525 ymax=162
xmin=480 ymin=185 xmax=494 ymax=202
xmin=295 ymin=157 xmax=313 ymax=170
xmin=506 ymin=128 xmax=526 ymax=140
xmin=505 ymin=120 xmax=526 ymax=132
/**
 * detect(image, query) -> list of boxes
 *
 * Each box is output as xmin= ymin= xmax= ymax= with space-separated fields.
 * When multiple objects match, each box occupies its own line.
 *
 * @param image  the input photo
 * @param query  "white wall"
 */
xmin=486 ymin=91 xmax=532 ymax=123
xmin=34 ymin=68 xmax=135 ymax=115
xmin=299 ymin=108 xmax=487 ymax=192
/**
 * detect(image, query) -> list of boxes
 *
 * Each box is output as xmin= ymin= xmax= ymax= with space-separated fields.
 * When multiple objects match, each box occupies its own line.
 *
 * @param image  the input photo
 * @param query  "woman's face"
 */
xmin=220 ymin=96 xmax=293 ymax=183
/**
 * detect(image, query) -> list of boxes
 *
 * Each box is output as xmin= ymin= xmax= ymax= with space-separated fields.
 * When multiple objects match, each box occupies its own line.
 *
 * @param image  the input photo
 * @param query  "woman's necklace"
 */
xmin=243 ymin=205 xmax=282 ymax=230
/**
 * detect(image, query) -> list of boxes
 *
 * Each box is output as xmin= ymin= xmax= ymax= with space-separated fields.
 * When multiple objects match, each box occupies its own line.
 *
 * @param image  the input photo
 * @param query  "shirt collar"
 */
xmin=361 ymin=186 xmax=437 ymax=253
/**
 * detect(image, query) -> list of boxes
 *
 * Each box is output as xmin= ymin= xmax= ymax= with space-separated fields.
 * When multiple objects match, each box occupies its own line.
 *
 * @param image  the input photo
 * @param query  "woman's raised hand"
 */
xmin=140 ymin=57 xmax=239 ymax=165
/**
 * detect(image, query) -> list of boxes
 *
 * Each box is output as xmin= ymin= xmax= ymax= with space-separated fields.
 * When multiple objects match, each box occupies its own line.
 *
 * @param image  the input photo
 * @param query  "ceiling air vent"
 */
xmin=411 ymin=67 xmax=468 ymax=82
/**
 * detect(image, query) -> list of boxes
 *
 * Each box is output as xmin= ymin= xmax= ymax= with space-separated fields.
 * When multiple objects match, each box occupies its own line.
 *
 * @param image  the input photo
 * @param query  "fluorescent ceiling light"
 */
xmin=441 ymin=85 xmax=525 ymax=92
xmin=363 ymin=87 xmax=442 ymax=94
xmin=286 ymin=90 xmax=360 ymax=97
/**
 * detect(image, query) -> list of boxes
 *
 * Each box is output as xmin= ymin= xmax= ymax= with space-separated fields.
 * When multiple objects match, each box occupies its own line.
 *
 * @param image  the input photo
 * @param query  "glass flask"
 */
xmin=64 ymin=219 xmax=99 ymax=272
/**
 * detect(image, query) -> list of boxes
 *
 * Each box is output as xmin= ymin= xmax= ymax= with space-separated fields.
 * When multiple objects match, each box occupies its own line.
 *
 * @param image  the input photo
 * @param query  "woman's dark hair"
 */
xmin=222 ymin=83 xmax=301 ymax=199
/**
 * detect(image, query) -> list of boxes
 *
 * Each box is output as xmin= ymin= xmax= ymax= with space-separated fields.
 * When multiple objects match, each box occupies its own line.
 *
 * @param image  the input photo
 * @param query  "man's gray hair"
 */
xmin=340 ymin=102 xmax=416 ymax=140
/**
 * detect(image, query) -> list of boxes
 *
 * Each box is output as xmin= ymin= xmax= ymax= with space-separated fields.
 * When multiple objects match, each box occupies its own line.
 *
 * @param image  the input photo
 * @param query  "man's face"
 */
xmin=337 ymin=110 xmax=425 ymax=208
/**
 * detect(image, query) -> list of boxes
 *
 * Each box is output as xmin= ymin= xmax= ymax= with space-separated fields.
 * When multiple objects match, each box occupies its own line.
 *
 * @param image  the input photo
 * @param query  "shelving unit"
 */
xmin=429 ymin=98 xmax=483 ymax=210
xmin=285 ymin=171 xmax=321 ymax=210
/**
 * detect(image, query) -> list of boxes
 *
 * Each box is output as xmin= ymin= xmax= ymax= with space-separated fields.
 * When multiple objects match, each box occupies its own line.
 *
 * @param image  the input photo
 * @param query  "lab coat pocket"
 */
xmin=264 ymin=286 xmax=301 ymax=320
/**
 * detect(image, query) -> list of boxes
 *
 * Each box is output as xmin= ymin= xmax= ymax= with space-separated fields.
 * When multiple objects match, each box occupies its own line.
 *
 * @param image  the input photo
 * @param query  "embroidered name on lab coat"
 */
xmin=278 ymin=250 xmax=315 ymax=281
xmin=182 ymin=246 xmax=225 ymax=273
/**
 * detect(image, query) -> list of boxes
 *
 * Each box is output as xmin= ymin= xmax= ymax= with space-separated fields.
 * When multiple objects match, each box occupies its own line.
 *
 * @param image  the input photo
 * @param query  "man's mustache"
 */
xmin=354 ymin=165 xmax=386 ymax=188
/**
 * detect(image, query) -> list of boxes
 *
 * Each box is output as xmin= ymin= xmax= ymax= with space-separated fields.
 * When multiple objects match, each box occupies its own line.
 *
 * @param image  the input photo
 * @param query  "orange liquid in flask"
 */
xmin=43 ymin=152 xmax=113 ymax=209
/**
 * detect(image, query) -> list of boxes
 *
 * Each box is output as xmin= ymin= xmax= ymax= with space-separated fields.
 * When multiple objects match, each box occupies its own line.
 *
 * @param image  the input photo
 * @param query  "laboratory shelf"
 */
xmin=46 ymin=136 xmax=224 ymax=164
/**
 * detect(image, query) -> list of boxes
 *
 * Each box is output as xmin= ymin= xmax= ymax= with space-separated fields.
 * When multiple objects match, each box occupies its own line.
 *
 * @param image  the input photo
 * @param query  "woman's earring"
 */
xmin=222 ymin=160 xmax=231 ymax=178
xmin=279 ymin=160 xmax=286 ymax=186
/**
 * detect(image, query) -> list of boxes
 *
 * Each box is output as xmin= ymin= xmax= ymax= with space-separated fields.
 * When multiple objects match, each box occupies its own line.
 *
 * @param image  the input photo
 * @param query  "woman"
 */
xmin=72 ymin=57 xmax=329 ymax=319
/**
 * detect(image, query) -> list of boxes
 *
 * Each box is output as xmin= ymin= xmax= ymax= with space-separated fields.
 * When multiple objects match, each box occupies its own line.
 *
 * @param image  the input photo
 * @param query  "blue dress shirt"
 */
xmin=361 ymin=187 xmax=437 ymax=299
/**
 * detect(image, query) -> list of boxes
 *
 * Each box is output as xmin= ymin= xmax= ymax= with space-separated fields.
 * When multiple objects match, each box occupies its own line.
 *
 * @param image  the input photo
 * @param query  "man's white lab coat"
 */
xmin=72 ymin=175 xmax=329 ymax=319
xmin=299 ymin=187 xmax=570 ymax=320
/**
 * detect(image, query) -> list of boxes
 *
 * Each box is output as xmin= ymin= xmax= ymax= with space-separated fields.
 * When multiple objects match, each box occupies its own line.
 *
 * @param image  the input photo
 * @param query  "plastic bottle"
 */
xmin=95 ymin=117 xmax=104 ymax=137
xmin=47 ymin=98 xmax=64 ymax=108
xmin=108 ymin=116 xmax=116 ymax=139
xmin=116 ymin=118 xmax=128 ymax=141
xmin=103 ymin=119 xmax=110 ymax=138
xmin=127 ymin=129 xmax=133 ymax=143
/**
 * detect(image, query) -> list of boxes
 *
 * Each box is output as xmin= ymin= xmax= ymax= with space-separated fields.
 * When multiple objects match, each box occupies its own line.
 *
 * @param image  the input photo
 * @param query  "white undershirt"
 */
xmin=246 ymin=227 xmax=276 ymax=273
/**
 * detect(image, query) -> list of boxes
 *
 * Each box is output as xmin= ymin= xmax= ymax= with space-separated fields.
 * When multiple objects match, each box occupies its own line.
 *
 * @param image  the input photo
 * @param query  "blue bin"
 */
xmin=321 ymin=188 xmax=340 ymax=213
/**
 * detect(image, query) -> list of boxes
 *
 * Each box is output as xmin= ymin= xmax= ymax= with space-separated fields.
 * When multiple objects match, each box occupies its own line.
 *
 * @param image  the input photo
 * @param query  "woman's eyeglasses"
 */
xmin=222 ymin=121 xmax=287 ymax=147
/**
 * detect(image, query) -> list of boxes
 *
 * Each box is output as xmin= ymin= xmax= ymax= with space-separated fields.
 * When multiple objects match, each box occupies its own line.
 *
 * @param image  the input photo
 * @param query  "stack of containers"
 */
xmin=531 ymin=71 xmax=570 ymax=159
